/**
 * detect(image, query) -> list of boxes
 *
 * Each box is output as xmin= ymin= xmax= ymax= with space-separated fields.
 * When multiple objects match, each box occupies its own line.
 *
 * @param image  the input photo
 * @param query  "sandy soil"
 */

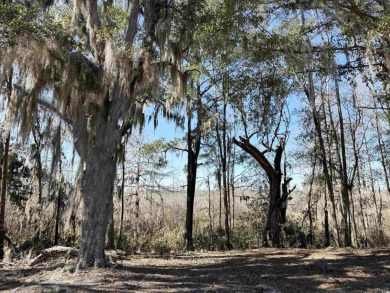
xmin=0 ymin=248 xmax=389 ymax=292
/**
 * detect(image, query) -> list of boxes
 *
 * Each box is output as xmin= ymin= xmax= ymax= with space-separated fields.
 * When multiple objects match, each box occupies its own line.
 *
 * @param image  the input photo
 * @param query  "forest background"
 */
xmin=0 ymin=0 xmax=390 ymax=268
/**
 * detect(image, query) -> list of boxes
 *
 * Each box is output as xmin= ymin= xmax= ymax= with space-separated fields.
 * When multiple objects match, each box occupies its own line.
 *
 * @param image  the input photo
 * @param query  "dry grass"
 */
xmin=1 ymin=248 xmax=389 ymax=292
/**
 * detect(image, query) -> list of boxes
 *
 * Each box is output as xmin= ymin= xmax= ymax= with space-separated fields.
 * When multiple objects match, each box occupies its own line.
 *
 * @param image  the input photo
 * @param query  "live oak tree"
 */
xmin=0 ymin=0 xmax=172 ymax=267
xmin=1 ymin=0 xmax=390 ymax=260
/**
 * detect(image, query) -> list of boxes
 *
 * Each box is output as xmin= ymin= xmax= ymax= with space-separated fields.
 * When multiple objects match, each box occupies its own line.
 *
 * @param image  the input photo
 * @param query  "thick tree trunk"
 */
xmin=65 ymin=165 xmax=83 ymax=246
xmin=0 ymin=130 xmax=10 ymax=260
xmin=233 ymin=136 xmax=286 ymax=247
xmin=106 ymin=216 xmax=115 ymax=250
xmin=266 ymin=178 xmax=282 ymax=247
xmin=77 ymin=150 xmax=116 ymax=267
xmin=1 ymin=71 xmax=12 ymax=260
xmin=74 ymin=87 xmax=126 ymax=267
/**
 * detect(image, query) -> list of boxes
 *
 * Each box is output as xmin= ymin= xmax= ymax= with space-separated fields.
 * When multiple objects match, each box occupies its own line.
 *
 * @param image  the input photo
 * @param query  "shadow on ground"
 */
xmin=1 ymin=248 xmax=389 ymax=292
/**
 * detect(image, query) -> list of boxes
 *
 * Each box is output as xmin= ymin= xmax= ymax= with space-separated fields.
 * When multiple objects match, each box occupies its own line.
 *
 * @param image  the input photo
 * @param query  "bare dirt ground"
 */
xmin=0 ymin=248 xmax=389 ymax=292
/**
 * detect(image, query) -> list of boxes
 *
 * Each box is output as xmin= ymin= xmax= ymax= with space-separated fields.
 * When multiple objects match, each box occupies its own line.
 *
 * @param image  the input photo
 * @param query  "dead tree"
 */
xmin=233 ymin=136 xmax=294 ymax=247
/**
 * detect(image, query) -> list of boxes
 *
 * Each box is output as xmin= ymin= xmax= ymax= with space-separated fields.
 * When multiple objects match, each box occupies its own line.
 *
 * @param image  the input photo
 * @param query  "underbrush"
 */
xmin=4 ymin=191 xmax=390 ymax=257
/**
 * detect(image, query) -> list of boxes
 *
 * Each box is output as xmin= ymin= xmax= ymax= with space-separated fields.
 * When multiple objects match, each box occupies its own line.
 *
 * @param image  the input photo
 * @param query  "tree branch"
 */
xmin=233 ymin=136 xmax=277 ymax=183
xmin=13 ymin=84 xmax=73 ymax=125
xmin=37 ymin=99 xmax=73 ymax=125
xmin=125 ymin=0 xmax=140 ymax=45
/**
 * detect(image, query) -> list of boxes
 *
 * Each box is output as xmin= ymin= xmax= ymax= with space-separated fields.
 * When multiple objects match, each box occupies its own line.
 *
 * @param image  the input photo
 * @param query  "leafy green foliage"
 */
xmin=7 ymin=153 xmax=32 ymax=207
xmin=0 ymin=2 xmax=65 ymax=47
xmin=97 ymin=5 xmax=128 ymax=45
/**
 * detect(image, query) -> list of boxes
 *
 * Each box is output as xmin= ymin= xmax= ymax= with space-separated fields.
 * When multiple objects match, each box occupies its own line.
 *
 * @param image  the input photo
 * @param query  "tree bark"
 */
xmin=119 ymin=147 xmax=125 ymax=244
xmin=206 ymin=177 xmax=213 ymax=234
xmin=77 ymin=147 xmax=117 ymax=267
xmin=307 ymin=154 xmax=317 ymax=246
xmin=217 ymin=169 xmax=222 ymax=230
xmin=106 ymin=215 xmax=115 ymax=250
xmin=0 ymin=130 xmax=10 ymax=260
xmin=0 ymin=70 xmax=12 ymax=260
xmin=233 ymin=136 xmax=286 ymax=247
xmin=324 ymin=188 xmax=330 ymax=247
xmin=75 ymin=85 xmax=129 ymax=267
xmin=133 ymin=157 xmax=141 ymax=240
xmin=54 ymin=163 xmax=63 ymax=246
xmin=32 ymin=117 xmax=43 ymax=205
xmin=184 ymin=86 xmax=202 ymax=251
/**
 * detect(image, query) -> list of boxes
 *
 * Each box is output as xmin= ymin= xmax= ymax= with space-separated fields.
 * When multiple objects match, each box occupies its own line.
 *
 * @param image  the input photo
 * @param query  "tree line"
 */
xmin=0 ymin=0 xmax=389 ymax=267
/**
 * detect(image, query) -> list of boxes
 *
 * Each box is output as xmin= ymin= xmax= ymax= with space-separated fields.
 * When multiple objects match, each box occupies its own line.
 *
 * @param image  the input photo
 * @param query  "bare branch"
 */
xmin=37 ymin=99 xmax=73 ymax=125
xmin=13 ymin=84 xmax=73 ymax=125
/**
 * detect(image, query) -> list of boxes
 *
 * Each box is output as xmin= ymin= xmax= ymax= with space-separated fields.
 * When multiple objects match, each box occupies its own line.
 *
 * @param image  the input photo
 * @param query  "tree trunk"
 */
xmin=230 ymin=164 xmax=235 ymax=234
xmin=134 ymin=158 xmax=140 ymax=240
xmin=216 ymin=108 xmax=231 ymax=249
xmin=77 ymin=144 xmax=117 ymax=267
xmin=77 ymin=149 xmax=116 ymax=267
xmin=266 ymin=176 xmax=283 ymax=247
xmin=324 ymin=188 xmax=330 ymax=247
xmin=374 ymin=111 xmax=390 ymax=193
xmin=221 ymin=97 xmax=231 ymax=248
xmin=332 ymin=63 xmax=352 ymax=246
xmin=233 ymin=136 xmax=286 ymax=247
xmin=54 ymin=162 xmax=63 ymax=246
xmin=307 ymin=154 xmax=317 ymax=246
xmin=323 ymin=94 xmax=343 ymax=247
xmin=305 ymin=71 xmax=341 ymax=246
xmin=106 ymin=215 xmax=115 ymax=250
xmin=207 ymin=177 xmax=213 ymax=234
xmin=184 ymin=150 xmax=196 ymax=251
xmin=32 ymin=117 xmax=43 ymax=205
xmin=184 ymin=87 xmax=202 ymax=251
xmin=119 ymin=148 xmax=125 ymax=244
xmin=0 ymin=130 xmax=10 ymax=260
xmin=74 ymin=87 xmax=127 ymax=267
xmin=364 ymin=135 xmax=384 ymax=242
xmin=1 ymin=70 xmax=12 ymax=260
xmin=54 ymin=145 xmax=64 ymax=245
xmin=217 ymin=169 xmax=222 ymax=230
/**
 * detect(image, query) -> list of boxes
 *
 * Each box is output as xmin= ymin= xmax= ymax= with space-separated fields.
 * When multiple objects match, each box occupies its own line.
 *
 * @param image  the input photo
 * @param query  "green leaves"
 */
xmin=0 ymin=2 xmax=65 ymax=47
xmin=97 ymin=5 xmax=128 ymax=45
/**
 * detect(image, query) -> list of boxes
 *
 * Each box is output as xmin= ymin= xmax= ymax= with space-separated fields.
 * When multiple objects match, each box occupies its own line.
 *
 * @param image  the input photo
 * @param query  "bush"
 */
xmin=232 ymin=212 xmax=263 ymax=249
xmin=282 ymin=213 xmax=310 ymax=248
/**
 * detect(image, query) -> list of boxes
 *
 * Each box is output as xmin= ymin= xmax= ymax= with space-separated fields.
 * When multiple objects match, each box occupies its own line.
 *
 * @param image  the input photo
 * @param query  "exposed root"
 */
xmin=29 ymin=246 xmax=79 ymax=266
